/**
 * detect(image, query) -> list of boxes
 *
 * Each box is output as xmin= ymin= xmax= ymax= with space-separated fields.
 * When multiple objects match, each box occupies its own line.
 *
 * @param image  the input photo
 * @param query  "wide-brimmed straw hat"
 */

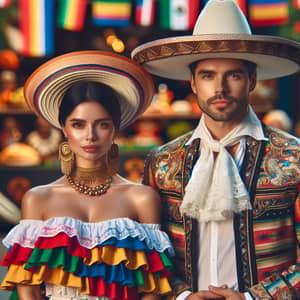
xmin=24 ymin=51 xmax=155 ymax=129
xmin=132 ymin=0 xmax=300 ymax=81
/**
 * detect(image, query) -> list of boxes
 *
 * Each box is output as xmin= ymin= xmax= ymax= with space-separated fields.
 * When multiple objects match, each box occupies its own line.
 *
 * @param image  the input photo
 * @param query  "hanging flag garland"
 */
xmin=18 ymin=0 xmax=54 ymax=57
xmin=57 ymin=0 xmax=87 ymax=31
xmin=14 ymin=0 xmax=297 ymax=57
xmin=135 ymin=0 xmax=156 ymax=27
xmin=159 ymin=0 xmax=200 ymax=30
xmin=92 ymin=0 xmax=132 ymax=27
xmin=248 ymin=0 xmax=289 ymax=26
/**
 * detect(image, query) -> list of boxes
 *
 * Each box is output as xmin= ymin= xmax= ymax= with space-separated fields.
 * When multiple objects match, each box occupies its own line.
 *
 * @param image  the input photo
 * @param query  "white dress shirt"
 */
xmin=176 ymin=108 xmax=267 ymax=300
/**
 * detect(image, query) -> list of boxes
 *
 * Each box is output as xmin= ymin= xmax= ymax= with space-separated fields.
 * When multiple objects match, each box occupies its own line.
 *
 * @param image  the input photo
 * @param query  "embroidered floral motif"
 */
xmin=156 ymin=152 xmax=182 ymax=190
xmin=263 ymin=129 xmax=299 ymax=186
xmin=154 ymin=137 xmax=188 ymax=191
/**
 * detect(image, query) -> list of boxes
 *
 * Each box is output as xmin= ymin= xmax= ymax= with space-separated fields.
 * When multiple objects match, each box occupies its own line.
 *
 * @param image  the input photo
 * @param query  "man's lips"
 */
xmin=207 ymin=94 xmax=237 ymax=106
xmin=210 ymin=99 xmax=232 ymax=108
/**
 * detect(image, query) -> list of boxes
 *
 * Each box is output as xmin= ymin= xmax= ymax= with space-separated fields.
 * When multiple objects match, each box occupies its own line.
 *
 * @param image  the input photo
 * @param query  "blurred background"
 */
xmin=0 ymin=1 xmax=299 ymax=297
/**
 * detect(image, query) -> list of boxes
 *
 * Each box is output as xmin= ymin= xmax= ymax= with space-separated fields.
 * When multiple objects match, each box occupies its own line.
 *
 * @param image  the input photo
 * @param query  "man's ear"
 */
xmin=190 ymin=74 xmax=196 ymax=94
xmin=249 ymin=71 xmax=257 ymax=92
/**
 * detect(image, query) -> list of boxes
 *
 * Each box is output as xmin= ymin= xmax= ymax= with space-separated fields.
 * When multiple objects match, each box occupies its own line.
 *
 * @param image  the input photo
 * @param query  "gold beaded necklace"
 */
xmin=67 ymin=175 xmax=112 ymax=196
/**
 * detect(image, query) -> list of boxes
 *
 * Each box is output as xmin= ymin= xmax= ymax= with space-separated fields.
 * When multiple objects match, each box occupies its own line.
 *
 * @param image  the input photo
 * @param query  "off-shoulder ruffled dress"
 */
xmin=0 ymin=217 xmax=175 ymax=300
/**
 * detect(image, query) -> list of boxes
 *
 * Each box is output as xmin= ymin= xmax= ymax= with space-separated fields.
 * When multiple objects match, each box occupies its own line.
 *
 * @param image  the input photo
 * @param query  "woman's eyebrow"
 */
xmin=68 ymin=117 xmax=112 ymax=122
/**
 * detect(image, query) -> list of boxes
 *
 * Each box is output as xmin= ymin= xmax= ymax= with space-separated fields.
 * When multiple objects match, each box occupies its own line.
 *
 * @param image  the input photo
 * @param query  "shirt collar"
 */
xmin=186 ymin=105 xmax=268 ymax=146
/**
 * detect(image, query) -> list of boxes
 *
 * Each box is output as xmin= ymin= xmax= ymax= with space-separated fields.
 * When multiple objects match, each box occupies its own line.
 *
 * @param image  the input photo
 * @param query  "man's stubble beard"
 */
xmin=198 ymin=94 xmax=248 ymax=122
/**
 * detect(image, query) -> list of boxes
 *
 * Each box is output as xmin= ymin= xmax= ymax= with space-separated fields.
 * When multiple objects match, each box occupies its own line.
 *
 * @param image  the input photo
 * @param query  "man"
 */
xmin=132 ymin=0 xmax=300 ymax=299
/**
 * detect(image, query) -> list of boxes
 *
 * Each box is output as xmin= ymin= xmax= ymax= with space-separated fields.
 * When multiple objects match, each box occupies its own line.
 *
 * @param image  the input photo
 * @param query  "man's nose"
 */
xmin=215 ymin=76 xmax=228 ymax=93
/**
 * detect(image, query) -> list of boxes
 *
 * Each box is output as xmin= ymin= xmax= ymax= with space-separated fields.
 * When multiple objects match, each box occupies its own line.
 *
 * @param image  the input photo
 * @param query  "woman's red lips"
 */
xmin=82 ymin=146 xmax=98 ymax=152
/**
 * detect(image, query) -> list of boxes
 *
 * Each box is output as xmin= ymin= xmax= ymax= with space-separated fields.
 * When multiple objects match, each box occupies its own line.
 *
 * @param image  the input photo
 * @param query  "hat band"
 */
xmin=33 ymin=64 xmax=145 ymax=115
xmin=133 ymin=38 xmax=300 ymax=66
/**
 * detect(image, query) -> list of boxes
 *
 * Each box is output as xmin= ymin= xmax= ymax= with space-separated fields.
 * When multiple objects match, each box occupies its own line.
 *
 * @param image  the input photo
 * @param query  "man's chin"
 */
xmin=206 ymin=111 xmax=234 ymax=122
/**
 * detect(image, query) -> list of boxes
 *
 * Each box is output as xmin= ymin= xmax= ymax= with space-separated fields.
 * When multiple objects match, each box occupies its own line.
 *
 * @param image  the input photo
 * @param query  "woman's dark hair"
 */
xmin=58 ymin=81 xmax=121 ymax=129
xmin=189 ymin=59 xmax=257 ymax=78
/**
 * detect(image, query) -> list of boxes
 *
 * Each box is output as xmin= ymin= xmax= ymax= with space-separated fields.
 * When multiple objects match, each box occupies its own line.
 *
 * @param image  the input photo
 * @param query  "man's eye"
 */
xmin=231 ymin=73 xmax=242 ymax=79
xmin=201 ymin=74 xmax=213 ymax=79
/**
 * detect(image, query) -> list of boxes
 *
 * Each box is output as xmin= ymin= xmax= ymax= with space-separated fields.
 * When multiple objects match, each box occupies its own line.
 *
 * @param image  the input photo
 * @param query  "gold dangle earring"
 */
xmin=59 ymin=141 xmax=74 ymax=176
xmin=107 ymin=142 xmax=119 ymax=176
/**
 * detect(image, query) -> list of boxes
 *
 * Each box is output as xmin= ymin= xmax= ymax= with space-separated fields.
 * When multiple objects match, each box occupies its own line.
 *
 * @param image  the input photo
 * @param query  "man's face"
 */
xmin=191 ymin=58 xmax=256 ymax=122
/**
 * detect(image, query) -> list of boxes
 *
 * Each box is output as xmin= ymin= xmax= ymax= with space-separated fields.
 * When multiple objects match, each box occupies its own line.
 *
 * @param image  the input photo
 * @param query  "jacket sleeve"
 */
xmin=248 ymin=191 xmax=300 ymax=300
xmin=142 ymin=150 xmax=193 ymax=299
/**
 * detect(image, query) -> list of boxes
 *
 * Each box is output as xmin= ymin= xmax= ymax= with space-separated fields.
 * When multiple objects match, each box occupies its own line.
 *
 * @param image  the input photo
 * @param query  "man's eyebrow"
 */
xmin=226 ymin=69 xmax=245 ymax=74
xmin=197 ymin=70 xmax=215 ymax=74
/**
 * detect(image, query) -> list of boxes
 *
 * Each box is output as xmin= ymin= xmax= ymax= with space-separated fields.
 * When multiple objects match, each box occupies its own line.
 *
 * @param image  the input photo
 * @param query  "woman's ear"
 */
xmin=61 ymin=127 xmax=67 ymax=140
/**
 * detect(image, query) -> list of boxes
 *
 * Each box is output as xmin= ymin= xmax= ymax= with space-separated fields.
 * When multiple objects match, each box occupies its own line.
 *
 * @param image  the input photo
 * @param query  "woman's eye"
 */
xmin=71 ymin=122 xmax=84 ymax=129
xmin=99 ymin=122 xmax=111 ymax=129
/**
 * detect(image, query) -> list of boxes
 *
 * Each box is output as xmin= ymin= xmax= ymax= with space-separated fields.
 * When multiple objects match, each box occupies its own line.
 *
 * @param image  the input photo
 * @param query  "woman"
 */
xmin=0 ymin=51 xmax=174 ymax=300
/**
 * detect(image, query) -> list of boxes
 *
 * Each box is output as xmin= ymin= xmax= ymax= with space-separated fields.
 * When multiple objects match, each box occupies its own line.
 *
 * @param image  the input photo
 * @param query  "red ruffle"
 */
xmin=1 ymin=244 xmax=32 ymax=266
xmin=35 ymin=233 xmax=88 ymax=258
xmin=88 ymin=278 xmax=139 ymax=299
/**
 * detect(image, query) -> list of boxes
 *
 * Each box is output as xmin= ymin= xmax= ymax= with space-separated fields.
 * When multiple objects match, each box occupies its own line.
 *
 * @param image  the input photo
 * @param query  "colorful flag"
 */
xmin=57 ymin=0 xmax=87 ymax=31
xmin=293 ymin=0 xmax=300 ymax=9
xmin=159 ymin=0 xmax=200 ymax=30
xmin=92 ymin=0 xmax=132 ymax=27
xmin=0 ymin=0 xmax=10 ymax=8
xmin=135 ymin=0 xmax=155 ymax=26
xmin=233 ymin=0 xmax=247 ymax=15
xmin=249 ymin=0 xmax=289 ymax=26
xmin=19 ymin=0 xmax=54 ymax=57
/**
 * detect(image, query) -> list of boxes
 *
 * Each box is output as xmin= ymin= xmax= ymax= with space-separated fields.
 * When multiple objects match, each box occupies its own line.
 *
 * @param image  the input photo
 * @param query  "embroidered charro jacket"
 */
xmin=143 ymin=126 xmax=300 ymax=300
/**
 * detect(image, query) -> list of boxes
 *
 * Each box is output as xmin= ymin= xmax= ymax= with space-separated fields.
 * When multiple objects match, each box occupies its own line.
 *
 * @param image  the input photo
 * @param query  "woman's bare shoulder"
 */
xmin=114 ymin=175 xmax=159 ymax=201
xmin=128 ymin=183 xmax=159 ymax=199
xmin=118 ymin=179 xmax=161 ymax=224
xmin=21 ymin=177 xmax=65 ymax=219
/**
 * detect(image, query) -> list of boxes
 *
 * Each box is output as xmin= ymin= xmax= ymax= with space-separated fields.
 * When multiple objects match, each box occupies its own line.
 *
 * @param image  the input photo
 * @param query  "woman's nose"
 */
xmin=86 ymin=126 xmax=97 ymax=141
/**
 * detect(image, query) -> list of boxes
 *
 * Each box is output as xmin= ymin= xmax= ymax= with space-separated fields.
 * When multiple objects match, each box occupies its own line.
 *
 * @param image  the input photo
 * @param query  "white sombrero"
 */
xmin=24 ymin=51 xmax=155 ymax=129
xmin=132 ymin=0 xmax=300 ymax=80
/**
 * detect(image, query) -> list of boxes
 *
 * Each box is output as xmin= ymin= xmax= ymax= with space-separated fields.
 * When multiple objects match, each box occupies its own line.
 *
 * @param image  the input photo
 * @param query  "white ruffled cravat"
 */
xmin=180 ymin=106 xmax=267 ymax=222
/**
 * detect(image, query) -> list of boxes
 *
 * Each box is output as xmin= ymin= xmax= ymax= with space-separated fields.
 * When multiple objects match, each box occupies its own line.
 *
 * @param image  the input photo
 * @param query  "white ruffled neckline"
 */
xmin=3 ymin=217 xmax=174 ymax=255
xmin=19 ymin=216 xmax=161 ymax=228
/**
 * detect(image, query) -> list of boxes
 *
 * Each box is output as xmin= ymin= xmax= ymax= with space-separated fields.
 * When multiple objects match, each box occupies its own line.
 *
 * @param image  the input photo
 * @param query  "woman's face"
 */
xmin=62 ymin=101 xmax=115 ymax=168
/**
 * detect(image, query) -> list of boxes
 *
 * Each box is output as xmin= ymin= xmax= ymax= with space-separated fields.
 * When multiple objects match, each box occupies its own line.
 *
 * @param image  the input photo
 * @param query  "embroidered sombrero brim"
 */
xmin=24 ymin=51 xmax=155 ymax=129
xmin=131 ymin=0 xmax=300 ymax=81
xmin=132 ymin=34 xmax=300 ymax=81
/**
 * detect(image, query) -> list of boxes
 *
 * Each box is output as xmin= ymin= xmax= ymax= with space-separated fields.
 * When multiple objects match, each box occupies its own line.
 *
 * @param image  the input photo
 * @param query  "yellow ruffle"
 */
xmin=1 ymin=264 xmax=90 ymax=294
xmin=138 ymin=273 xmax=172 ymax=294
xmin=0 ymin=264 xmax=40 ymax=290
xmin=0 ymin=263 xmax=171 ymax=294
xmin=85 ymin=246 xmax=149 ymax=269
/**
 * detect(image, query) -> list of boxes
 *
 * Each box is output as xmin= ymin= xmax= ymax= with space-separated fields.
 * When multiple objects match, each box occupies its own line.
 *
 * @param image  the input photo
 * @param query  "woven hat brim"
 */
xmin=24 ymin=51 xmax=155 ymax=129
xmin=132 ymin=34 xmax=300 ymax=80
